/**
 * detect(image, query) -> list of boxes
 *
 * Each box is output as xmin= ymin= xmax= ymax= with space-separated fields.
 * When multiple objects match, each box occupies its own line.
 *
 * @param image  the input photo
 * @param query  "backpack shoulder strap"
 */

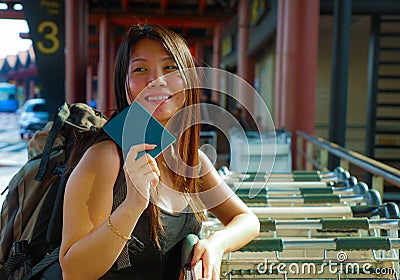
xmin=0 ymin=241 xmax=28 ymax=280
xmin=35 ymin=103 xmax=70 ymax=181
xmin=24 ymin=247 xmax=61 ymax=280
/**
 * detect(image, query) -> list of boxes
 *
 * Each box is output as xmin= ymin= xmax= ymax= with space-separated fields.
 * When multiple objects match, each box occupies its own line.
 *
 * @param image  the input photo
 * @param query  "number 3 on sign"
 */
xmin=37 ymin=21 xmax=60 ymax=54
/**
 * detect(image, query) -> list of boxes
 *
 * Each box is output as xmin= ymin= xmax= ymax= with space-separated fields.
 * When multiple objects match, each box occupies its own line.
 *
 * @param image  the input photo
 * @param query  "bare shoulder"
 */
xmin=198 ymin=149 xmax=212 ymax=170
xmin=83 ymin=140 xmax=121 ymax=170
xmin=86 ymin=139 xmax=120 ymax=157
xmin=62 ymin=140 xmax=122 ymax=251
xmin=198 ymin=149 xmax=223 ymax=191
xmin=198 ymin=149 xmax=220 ymax=176
xmin=66 ymin=140 xmax=121 ymax=195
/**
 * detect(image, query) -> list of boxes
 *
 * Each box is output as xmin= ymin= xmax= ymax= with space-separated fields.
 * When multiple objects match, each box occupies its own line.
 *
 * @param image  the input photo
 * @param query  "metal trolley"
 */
xmin=220 ymin=236 xmax=400 ymax=279
xmin=199 ymin=167 xmax=400 ymax=280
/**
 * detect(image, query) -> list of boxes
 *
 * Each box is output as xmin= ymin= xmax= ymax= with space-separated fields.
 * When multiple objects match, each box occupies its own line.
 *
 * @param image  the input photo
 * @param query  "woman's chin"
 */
xmin=151 ymin=111 xmax=174 ymax=124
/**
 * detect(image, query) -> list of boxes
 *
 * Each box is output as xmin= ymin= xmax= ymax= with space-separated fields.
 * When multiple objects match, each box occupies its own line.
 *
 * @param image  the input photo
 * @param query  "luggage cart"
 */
xmin=201 ymin=218 xmax=400 ymax=240
xmin=207 ymin=166 xmax=399 ymax=278
xmin=181 ymin=234 xmax=400 ymax=279
xmin=219 ymin=237 xmax=400 ymax=279
xmin=219 ymin=166 xmax=351 ymax=184
xmin=229 ymin=181 xmax=360 ymax=191
xmin=233 ymin=189 xmax=381 ymax=207
xmin=247 ymin=203 xmax=399 ymax=220
xmin=234 ymin=183 xmax=368 ymax=197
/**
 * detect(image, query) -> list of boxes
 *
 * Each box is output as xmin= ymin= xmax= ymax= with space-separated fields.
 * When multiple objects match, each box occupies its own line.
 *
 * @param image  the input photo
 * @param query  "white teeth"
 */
xmin=147 ymin=96 xmax=169 ymax=101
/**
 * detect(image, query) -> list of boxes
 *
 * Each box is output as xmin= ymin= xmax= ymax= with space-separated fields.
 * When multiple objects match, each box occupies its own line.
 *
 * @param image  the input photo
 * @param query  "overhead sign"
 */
xmin=23 ymin=0 xmax=65 ymax=117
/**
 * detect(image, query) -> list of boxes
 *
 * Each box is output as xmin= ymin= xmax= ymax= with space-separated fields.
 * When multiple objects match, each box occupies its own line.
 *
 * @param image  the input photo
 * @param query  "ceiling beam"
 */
xmin=0 ymin=10 xmax=24 ymax=19
xmin=89 ymin=13 xmax=222 ymax=28
xmin=19 ymin=32 xmax=30 ymax=39
xmin=321 ymin=0 xmax=400 ymax=14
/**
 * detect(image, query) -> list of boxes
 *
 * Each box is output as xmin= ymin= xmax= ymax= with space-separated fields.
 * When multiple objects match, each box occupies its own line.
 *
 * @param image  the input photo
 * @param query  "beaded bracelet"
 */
xmin=107 ymin=215 xmax=131 ymax=241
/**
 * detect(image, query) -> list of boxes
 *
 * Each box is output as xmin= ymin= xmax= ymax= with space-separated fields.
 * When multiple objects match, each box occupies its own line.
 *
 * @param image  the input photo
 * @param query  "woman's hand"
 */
xmin=191 ymin=239 xmax=225 ymax=280
xmin=124 ymin=144 xmax=160 ymax=210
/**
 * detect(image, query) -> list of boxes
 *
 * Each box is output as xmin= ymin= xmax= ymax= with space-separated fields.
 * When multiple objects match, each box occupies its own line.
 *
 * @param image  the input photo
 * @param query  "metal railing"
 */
xmin=296 ymin=131 xmax=400 ymax=196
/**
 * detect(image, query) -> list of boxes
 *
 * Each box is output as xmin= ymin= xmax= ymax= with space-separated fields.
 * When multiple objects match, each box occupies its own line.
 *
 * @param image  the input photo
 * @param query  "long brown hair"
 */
xmin=113 ymin=24 xmax=203 ymax=248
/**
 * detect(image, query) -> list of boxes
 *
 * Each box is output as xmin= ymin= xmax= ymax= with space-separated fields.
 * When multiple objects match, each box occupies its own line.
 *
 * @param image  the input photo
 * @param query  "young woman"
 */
xmin=59 ymin=24 xmax=259 ymax=280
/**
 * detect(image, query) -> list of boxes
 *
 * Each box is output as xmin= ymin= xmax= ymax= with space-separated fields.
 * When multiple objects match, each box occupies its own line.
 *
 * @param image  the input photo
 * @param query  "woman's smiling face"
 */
xmin=126 ymin=38 xmax=186 ymax=125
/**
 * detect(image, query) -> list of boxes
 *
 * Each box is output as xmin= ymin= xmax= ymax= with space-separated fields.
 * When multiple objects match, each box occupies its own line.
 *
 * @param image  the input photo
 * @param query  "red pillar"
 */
xmin=274 ymin=0 xmax=320 ymax=169
xmin=274 ymin=0 xmax=284 ymax=129
xmin=212 ymin=22 xmax=222 ymax=103
xmin=98 ymin=14 xmax=111 ymax=115
xmin=65 ymin=0 xmax=87 ymax=104
xmin=237 ymin=0 xmax=254 ymax=125
xmin=108 ymin=37 xmax=116 ymax=113
xmin=86 ymin=65 xmax=93 ymax=105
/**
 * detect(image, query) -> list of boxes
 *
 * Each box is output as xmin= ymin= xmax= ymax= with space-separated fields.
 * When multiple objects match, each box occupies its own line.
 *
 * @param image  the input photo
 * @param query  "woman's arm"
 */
xmin=191 ymin=151 xmax=260 ymax=279
xmin=59 ymin=142 xmax=159 ymax=280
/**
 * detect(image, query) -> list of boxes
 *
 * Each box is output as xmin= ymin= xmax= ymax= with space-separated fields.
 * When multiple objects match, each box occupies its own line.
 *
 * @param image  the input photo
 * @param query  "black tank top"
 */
xmin=100 ymin=166 xmax=201 ymax=280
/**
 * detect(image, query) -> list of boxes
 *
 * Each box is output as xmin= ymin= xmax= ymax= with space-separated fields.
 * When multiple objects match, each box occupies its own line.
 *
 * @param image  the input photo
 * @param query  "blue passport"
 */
xmin=103 ymin=101 xmax=176 ymax=159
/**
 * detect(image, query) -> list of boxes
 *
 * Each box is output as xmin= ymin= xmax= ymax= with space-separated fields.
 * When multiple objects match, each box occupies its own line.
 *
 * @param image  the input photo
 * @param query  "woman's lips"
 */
xmin=144 ymin=94 xmax=173 ymax=105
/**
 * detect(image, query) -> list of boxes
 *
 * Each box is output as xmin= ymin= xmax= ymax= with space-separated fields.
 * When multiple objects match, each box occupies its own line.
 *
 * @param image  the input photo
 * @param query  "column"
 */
xmin=98 ymin=14 xmax=111 ymax=114
xmin=65 ymin=0 xmax=88 ymax=103
xmin=237 ymin=0 xmax=254 ymax=127
xmin=86 ymin=64 xmax=93 ymax=105
xmin=212 ymin=22 xmax=222 ymax=103
xmin=274 ymin=0 xmax=320 ymax=169
xmin=328 ymin=0 xmax=352 ymax=169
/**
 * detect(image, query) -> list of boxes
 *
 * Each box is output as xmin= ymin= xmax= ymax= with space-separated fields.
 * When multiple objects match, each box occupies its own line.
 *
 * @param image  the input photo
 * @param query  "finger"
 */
xmin=133 ymin=165 xmax=160 ymax=186
xmin=126 ymin=143 xmax=157 ymax=161
xmin=123 ymin=160 xmax=155 ymax=179
xmin=125 ymin=154 xmax=160 ymax=178
xmin=135 ymin=154 xmax=160 ymax=176
xmin=213 ymin=264 xmax=220 ymax=280
xmin=127 ymin=173 xmax=159 ymax=196
xmin=144 ymin=170 xmax=160 ymax=187
xmin=201 ymin=254 xmax=211 ymax=280
xmin=149 ymin=156 xmax=161 ymax=177
xmin=191 ymin=242 xmax=203 ymax=266
xmin=136 ymin=159 xmax=160 ymax=181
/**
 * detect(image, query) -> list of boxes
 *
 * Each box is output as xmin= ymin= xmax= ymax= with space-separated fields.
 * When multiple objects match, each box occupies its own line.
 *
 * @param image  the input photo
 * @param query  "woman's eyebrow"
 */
xmin=130 ymin=56 xmax=174 ymax=63
xmin=130 ymin=57 xmax=146 ymax=63
xmin=161 ymin=56 xmax=174 ymax=62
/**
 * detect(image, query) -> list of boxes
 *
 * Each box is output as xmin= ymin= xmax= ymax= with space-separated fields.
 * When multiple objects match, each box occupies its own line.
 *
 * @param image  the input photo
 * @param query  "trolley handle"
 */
xmin=181 ymin=234 xmax=200 ymax=280
xmin=335 ymin=237 xmax=391 ymax=251
xmin=351 ymin=202 xmax=400 ymax=219
xmin=321 ymin=218 xmax=369 ymax=230
xmin=239 ymin=238 xmax=283 ymax=252
xmin=238 ymin=237 xmax=396 ymax=252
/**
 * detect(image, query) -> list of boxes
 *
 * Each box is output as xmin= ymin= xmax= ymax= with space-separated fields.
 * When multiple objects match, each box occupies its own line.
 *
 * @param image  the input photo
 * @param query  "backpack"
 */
xmin=0 ymin=102 xmax=108 ymax=280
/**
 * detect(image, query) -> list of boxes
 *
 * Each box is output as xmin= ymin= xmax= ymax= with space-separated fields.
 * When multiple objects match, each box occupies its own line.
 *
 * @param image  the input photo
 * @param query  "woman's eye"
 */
xmin=132 ymin=67 xmax=146 ymax=72
xmin=165 ymin=65 xmax=178 ymax=71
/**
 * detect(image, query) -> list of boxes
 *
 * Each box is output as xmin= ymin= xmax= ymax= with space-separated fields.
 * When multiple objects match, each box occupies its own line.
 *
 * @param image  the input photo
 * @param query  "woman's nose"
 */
xmin=148 ymin=72 xmax=167 ymax=87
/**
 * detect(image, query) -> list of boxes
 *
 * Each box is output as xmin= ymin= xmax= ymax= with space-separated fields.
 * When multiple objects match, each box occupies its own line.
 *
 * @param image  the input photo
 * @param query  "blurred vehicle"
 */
xmin=19 ymin=98 xmax=49 ymax=139
xmin=0 ymin=83 xmax=18 ymax=112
